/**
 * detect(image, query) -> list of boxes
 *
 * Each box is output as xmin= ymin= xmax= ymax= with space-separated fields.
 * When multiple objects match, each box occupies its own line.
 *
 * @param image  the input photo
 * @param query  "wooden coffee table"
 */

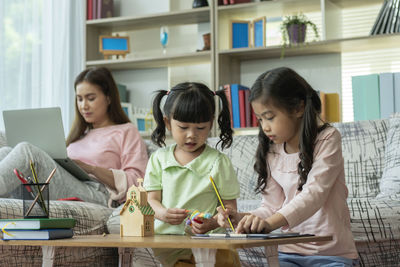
xmin=0 ymin=234 xmax=331 ymax=267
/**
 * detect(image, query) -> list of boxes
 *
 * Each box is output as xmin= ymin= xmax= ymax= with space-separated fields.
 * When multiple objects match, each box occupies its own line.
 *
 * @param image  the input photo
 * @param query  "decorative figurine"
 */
xmin=120 ymin=179 xmax=154 ymax=237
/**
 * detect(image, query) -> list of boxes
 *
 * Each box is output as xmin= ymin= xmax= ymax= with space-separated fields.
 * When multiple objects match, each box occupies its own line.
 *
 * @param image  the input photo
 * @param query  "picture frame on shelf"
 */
xmin=265 ymin=17 xmax=283 ymax=46
xmin=252 ymin=17 xmax=266 ymax=48
xmin=230 ymin=20 xmax=250 ymax=49
xmin=132 ymin=107 xmax=154 ymax=135
xmin=99 ymin=35 xmax=130 ymax=60
xmin=121 ymin=102 xmax=134 ymax=122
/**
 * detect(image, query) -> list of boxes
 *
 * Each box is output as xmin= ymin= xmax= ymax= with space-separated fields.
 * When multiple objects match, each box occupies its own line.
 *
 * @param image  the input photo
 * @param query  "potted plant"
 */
xmin=281 ymin=13 xmax=319 ymax=45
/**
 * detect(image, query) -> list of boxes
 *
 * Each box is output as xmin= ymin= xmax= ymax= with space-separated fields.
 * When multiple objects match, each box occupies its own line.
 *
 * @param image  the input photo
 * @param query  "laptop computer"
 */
xmin=3 ymin=107 xmax=92 ymax=181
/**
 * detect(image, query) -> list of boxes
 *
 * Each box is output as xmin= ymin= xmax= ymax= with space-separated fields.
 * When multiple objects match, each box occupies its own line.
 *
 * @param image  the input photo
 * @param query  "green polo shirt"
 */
xmin=144 ymin=143 xmax=240 ymax=235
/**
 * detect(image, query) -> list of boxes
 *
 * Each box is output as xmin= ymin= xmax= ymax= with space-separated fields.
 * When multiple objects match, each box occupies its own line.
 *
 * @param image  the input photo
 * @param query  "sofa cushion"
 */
xmin=0 ymin=198 xmax=113 ymax=234
xmin=207 ymin=135 xmax=260 ymax=200
xmin=377 ymin=117 xmax=400 ymax=197
xmin=0 ymin=198 xmax=118 ymax=266
xmin=0 ymin=131 xmax=6 ymax=148
xmin=333 ymin=119 xmax=388 ymax=198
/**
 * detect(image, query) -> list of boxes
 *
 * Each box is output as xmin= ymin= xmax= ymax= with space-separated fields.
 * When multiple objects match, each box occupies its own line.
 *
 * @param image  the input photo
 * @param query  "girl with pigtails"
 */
xmin=217 ymin=67 xmax=358 ymax=266
xmin=143 ymin=82 xmax=240 ymax=266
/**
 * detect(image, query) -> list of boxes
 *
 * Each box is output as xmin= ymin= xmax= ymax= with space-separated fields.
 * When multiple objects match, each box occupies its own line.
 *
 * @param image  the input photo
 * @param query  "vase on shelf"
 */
xmin=160 ymin=26 xmax=169 ymax=55
xmin=192 ymin=0 xmax=208 ymax=8
xmin=286 ymin=24 xmax=307 ymax=45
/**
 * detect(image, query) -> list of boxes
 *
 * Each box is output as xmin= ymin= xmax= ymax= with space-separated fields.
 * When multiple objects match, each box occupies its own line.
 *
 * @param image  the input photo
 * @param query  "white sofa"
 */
xmin=206 ymin=116 xmax=400 ymax=266
xmin=1 ymin=115 xmax=399 ymax=266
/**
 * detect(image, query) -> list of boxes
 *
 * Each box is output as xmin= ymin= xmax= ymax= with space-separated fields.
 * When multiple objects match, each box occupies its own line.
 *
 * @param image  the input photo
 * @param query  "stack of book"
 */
xmin=222 ymin=84 xmax=258 ymax=129
xmin=370 ymin=0 xmax=400 ymax=35
xmin=0 ymin=217 xmax=75 ymax=240
xmin=87 ymin=0 xmax=113 ymax=20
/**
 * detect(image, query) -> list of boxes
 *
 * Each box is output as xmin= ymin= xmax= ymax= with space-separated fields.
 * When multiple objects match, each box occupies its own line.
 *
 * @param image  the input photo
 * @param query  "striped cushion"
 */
xmin=334 ymin=119 xmax=388 ymax=198
xmin=0 ymin=198 xmax=118 ymax=266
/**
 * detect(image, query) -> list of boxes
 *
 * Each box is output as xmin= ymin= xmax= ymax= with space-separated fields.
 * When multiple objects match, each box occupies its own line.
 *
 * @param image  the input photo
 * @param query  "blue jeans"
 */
xmin=278 ymin=252 xmax=358 ymax=267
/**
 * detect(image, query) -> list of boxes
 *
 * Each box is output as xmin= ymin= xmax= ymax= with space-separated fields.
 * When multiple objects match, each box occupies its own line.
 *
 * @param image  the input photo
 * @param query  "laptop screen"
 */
xmin=3 ymin=107 xmax=68 ymax=159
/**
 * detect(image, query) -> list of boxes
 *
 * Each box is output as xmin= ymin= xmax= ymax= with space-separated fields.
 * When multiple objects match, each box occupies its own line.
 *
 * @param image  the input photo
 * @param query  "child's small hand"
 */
xmin=191 ymin=217 xmax=217 ymax=234
xmin=161 ymin=208 xmax=188 ymax=225
xmin=216 ymin=205 xmax=239 ymax=228
xmin=236 ymin=214 xmax=271 ymax=234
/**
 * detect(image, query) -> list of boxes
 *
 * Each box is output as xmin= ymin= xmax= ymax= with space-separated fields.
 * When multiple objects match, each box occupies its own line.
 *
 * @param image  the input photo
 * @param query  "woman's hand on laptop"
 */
xmin=73 ymin=159 xmax=95 ymax=174
xmin=72 ymin=159 xmax=116 ymax=189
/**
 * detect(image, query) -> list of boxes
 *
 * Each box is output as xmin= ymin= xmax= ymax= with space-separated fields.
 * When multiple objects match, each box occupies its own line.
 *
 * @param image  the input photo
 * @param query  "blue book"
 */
xmin=1 ymin=228 xmax=73 ymax=240
xmin=230 ymin=84 xmax=249 ymax=128
xmin=352 ymin=74 xmax=381 ymax=121
xmin=379 ymin=73 xmax=395 ymax=118
xmin=394 ymin=73 xmax=400 ymax=113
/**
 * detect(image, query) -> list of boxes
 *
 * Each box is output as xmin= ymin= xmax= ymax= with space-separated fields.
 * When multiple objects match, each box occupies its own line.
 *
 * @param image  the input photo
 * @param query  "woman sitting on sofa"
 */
xmin=0 ymin=67 xmax=148 ymax=207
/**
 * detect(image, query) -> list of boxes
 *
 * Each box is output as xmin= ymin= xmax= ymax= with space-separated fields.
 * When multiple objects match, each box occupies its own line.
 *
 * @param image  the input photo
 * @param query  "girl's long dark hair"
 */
xmin=151 ymin=82 xmax=233 ymax=149
xmin=249 ymin=67 xmax=329 ymax=193
xmin=67 ymin=67 xmax=130 ymax=146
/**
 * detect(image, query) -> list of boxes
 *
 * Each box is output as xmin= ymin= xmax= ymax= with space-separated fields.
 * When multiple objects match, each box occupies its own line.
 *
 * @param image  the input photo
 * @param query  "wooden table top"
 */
xmin=0 ymin=234 xmax=332 ymax=250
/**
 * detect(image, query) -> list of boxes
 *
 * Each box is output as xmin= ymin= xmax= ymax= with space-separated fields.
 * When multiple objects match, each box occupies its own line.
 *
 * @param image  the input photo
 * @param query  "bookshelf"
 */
xmin=214 ymin=0 xmax=400 ymax=126
xmin=85 ymin=0 xmax=398 ymax=135
xmin=85 ymin=5 xmax=213 ymax=72
xmin=84 ymin=1 xmax=214 ymax=136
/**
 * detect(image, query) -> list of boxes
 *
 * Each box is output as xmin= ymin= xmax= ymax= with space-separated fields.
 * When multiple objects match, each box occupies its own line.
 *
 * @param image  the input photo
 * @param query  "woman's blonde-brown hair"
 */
xmin=66 ymin=67 xmax=130 ymax=146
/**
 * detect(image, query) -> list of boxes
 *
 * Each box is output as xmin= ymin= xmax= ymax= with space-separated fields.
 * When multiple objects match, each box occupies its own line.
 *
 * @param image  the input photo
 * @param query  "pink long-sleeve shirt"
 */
xmin=251 ymin=126 xmax=358 ymax=259
xmin=67 ymin=123 xmax=148 ymax=205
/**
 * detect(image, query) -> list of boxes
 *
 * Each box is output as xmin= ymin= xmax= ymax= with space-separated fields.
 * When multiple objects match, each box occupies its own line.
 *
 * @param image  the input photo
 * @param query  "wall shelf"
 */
xmin=86 ymin=51 xmax=211 ymax=70
xmin=86 ymin=6 xmax=211 ymax=31
xmin=218 ymin=34 xmax=400 ymax=60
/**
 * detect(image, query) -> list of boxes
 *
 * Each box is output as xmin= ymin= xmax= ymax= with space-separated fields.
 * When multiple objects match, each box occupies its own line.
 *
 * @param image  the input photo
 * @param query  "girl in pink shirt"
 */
xmin=217 ymin=67 xmax=358 ymax=266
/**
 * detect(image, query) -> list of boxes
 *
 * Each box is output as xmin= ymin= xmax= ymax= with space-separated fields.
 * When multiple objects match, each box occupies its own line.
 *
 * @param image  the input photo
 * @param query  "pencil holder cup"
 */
xmin=21 ymin=183 xmax=49 ymax=219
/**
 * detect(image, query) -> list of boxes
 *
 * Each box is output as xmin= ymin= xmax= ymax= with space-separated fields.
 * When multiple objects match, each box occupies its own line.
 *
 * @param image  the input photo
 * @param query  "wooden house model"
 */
xmin=120 ymin=178 xmax=154 ymax=237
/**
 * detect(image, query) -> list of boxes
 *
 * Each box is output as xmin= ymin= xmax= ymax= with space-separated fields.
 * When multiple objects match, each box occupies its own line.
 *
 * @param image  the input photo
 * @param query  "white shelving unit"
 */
xmin=85 ymin=0 xmax=396 ymax=135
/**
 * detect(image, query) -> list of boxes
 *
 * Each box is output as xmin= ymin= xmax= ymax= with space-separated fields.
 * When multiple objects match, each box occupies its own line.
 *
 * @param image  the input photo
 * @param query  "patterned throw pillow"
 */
xmin=208 ymin=135 xmax=260 ymax=200
xmin=377 ymin=117 xmax=400 ymax=197
xmin=334 ymin=119 xmax=388 ymax=198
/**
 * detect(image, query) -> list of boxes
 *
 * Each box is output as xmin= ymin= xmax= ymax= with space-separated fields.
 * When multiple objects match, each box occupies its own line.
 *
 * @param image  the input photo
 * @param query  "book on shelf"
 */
xmin=352 ymin=74 xmax=381 ymax=121
xmin=98 ymin=0 xmax=114 ymax=19
xmin=223 ymin=84 xmax=234 ymax=128
xmin=251 ymin=106 xmax=258 ymax=127
xmin=239 ymin=90 xmax=246 ymax=127
xmin=230 ymin=84 xmax=250 ymax=128
xmin=394 ymin=73 xmax=400 ymax=112
xmin=87 ymin=0 xmax=113 ymax=20
xmin=229 ymin=0 xmax=252 ymax=4
xmin=317 ymin=91 xmax=327 ymax=122
xmin=223 ymin=84 xmax=252 ymax=128
xmin=325 ymin=93 xmax=340 ymax=123
xmin=1 ymin=228 xmax=74 ymax=240
xmin=87 ymin=0 xmax=93 ymax=20
xmin=379 ymin=73 xmax=395 ymax=118
xmin=370 ymin=0 xmax=388 ymax=34
xmin=0 ymin=217 xmax=76 ymax=230
xmin=244 ymin=89 xmax=251 ymax=127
